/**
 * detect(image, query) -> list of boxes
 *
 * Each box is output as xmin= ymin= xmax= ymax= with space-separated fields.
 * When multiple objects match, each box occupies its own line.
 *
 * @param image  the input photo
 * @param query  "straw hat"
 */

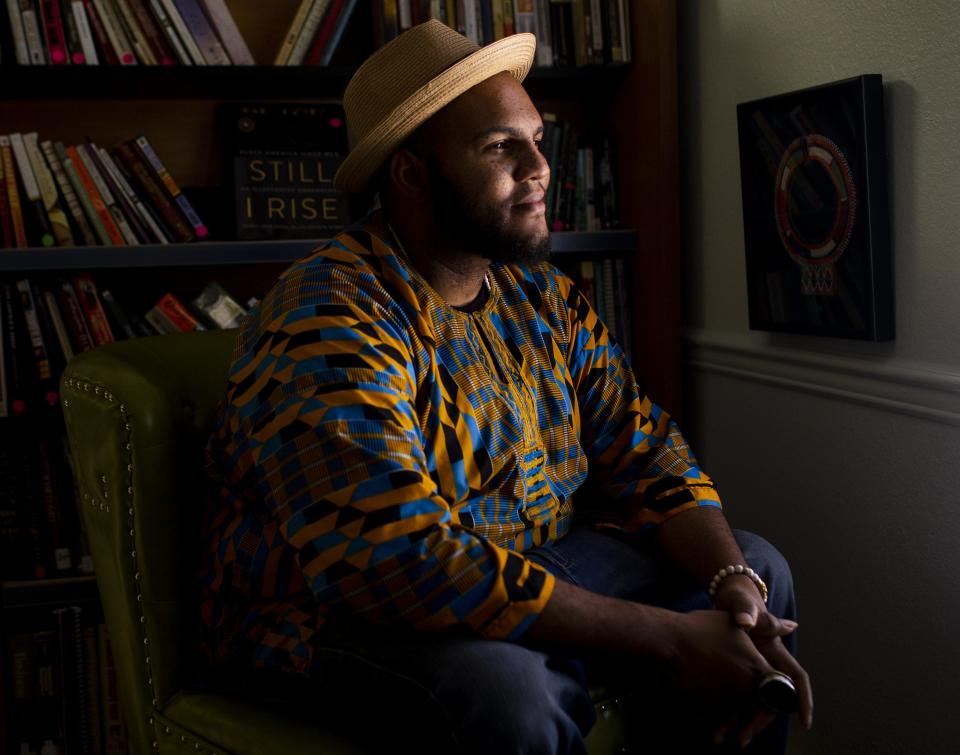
xmin=333 ymin=20 xmax=537 ymax=193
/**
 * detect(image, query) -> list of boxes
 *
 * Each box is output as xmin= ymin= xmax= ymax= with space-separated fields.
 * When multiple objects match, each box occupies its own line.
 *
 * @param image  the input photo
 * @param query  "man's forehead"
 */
xmin=438 ymin=75 xmax=543 ymax=135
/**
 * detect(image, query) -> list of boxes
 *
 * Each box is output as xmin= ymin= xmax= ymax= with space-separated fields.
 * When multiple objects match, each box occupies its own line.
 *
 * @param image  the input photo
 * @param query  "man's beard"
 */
xmin=426 ymin=159 xmax=551 ymax=266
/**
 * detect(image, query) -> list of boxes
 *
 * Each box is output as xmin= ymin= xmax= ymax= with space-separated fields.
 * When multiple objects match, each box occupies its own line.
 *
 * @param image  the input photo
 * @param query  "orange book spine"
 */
xmin=0 ymin=136 xmax=28 ymax=247
xmin=154 ymin=292 xmax=204 ymax=331
xmin=65 ymin=146 xmax=125 ymax=245
xmin=72 ymin=273 xmax=115 ymax=345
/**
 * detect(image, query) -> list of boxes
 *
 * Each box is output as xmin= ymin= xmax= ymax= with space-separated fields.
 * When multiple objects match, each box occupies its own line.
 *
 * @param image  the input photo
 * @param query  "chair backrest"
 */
xmin=61 ymin=330 xmax=236 ymax=753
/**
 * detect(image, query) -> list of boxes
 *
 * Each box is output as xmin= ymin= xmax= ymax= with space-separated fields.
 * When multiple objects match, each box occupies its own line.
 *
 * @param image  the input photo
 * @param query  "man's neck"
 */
xmin=381 ymin=211 xmax=489 ymax=308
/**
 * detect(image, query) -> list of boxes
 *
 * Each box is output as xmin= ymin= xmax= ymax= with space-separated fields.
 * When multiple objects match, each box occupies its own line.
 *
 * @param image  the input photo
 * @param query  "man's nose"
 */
xmin=518 ymin=141 xmax=550 ymax=184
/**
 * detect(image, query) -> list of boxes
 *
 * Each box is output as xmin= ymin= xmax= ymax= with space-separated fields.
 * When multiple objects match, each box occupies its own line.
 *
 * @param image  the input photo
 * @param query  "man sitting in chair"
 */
xmin=200 ymin=20 xmax=812 ymax=755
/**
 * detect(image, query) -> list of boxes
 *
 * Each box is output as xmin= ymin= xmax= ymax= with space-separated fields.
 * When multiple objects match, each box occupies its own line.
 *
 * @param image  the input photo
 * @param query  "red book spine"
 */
xmin=56 ymin=279 xmax=96 ymax=354
xmin=154 ymin=292 xmax=203 ymax=331
xmin=72 ymin=274 xmax=115 ymax=346
xmin=38 ymin=0 xmax=70 ymax=64
xmin=127 ymin=0 xmax=176 ymax=64
xmin=305 ymin=0 xmax=346 ymax=65
xmin=82 ymin=0 xmax=120 ymax=65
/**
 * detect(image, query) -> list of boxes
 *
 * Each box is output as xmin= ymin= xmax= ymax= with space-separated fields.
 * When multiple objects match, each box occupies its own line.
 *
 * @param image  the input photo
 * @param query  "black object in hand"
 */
xmin=757 ymin=671 xmax=799 ymax=714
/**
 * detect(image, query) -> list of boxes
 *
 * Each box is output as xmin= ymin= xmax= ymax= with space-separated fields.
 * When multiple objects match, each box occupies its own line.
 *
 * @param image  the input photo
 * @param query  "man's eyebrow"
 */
xmin=471 ymin=125 xmax=545 ymax=142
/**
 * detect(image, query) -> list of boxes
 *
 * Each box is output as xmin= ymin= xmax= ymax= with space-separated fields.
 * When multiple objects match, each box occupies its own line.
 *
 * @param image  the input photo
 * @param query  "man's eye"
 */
xmin=493 ymin=141 xmax=509 ymax=150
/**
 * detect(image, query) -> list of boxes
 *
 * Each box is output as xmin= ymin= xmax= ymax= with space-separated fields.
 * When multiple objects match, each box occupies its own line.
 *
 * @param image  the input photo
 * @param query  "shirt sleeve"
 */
xmin=557 ymin=273 xmax=722 ymax=532
xmin=227 ymin=255 xmax=554 ymax=642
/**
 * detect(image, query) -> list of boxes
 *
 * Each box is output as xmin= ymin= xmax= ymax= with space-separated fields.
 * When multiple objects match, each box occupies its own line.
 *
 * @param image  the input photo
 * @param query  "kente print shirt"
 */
xmin=199 ymin=213 xmax=721 ymax=675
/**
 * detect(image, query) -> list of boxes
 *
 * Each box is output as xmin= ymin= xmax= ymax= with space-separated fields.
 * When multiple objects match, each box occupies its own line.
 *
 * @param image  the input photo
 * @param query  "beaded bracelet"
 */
xmin=707 ymin=564 xmax=769 ymax=603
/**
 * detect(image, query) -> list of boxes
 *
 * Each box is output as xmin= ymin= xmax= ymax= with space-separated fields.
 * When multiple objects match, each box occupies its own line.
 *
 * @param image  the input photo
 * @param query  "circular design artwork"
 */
xmin=774 ymin=134 xmax=857 ymax=295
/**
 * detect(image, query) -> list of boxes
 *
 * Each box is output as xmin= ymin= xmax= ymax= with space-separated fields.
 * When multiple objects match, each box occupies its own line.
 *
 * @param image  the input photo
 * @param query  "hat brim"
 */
xmin=334 ymin=33 xmax=537 ymax=194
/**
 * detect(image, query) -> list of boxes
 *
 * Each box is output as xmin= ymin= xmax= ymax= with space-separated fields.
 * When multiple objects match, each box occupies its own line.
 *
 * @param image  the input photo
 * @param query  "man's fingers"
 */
xmin=756 ymin=636 xmax=814 ymax=729
xmin=736 ymin=708 xmax=776 ymax=749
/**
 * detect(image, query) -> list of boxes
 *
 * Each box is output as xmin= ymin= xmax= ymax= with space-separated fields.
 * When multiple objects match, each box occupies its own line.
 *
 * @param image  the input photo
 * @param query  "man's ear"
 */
xmin=387 ymin=148 xmax=431 ymax=200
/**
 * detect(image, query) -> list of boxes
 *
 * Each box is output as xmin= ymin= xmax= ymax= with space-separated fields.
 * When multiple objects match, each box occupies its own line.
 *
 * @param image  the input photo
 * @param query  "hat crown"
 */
xmin=344 ymin=20 xmax=479 ymax=144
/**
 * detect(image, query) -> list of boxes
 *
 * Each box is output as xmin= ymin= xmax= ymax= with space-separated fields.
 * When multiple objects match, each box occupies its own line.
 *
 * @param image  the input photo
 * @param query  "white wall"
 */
xmin=678 ymin=2 xmax=960 ymax=753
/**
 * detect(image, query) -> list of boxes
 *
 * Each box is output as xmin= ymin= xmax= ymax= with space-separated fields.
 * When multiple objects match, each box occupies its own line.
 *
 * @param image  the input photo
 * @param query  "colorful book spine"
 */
xmin=95 ymin=144 xmax=171 ymax=243
xmin=82 ymin=0 xmax=119 ymax=64
xmin=133 ymin=135 xmax=208 ymax=238
xmin=154 ymin=292 xmax=206 ymax=331
xmin=0 ymin=136 xmax=28 ymax=247
xmin=148 ymin=0 xmax=191 ymax=64
xmin=305 ymin=0 xmax=343 ymax=65
xmin=126 ymin=0 xmax=177 ymax=64
xmin=10 ymin=132 xmax=56 ymax=247
xmin=112 ymin=140 xmax=193 ymax=242
xmin=65 ymin=144 xmax=125 ymax=244
xmin=200 ymin=0 xmax=254 ymax=64
xmin=0 ymin=139 xmax=14 ymax=247
xmin=72 ymin=273 xmax=115 ymax=345
xmin=38 ymin=0 xmax=71 ymax=63
xmin=55 ymin=277 xmax=95 ymax=353
xmin=40 ymin=139 xmax=98 ymax=246
xmin=172 ymin=0 xmax=230 ymax=64
xmin=74 ymin=142 xmax=139 ymax=244
xmin=91 ymin=0 xmax=137 ymax=65
xmin=5 ymin=0 xmax=30 ymax=64
xmin=144 ymin=306 xmax=180 ymax=334
xmin=59 ymin=0 xmax=86 ymax=64
xmin=113 ymin=0 xmax=158 ymax=64
xmin=286 ymin=0 xmax=332 ymax=65
xmin=15 ymin=279 xmax=53 ymax=387
xmin=71 ymin=0 xmax=100 ymax=64
xmin=158 ymin=0 xmax=205 ymax=64
xmin=275 ymin=0 xmax=315 ymax=64
xmin=20 ymin=0 xmax=48 ymax=63
xmin=43 ymin=289 xmax=76 ymax=362
xmin=317 ymin=0 xmax=358 ymax=66
xmin=24 ymin=132 xmax=74 ymax=246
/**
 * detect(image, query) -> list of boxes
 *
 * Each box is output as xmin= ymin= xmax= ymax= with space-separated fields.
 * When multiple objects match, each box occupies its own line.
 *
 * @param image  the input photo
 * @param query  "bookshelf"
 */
xmin=0 ymin=1 xmax=682 ymax=752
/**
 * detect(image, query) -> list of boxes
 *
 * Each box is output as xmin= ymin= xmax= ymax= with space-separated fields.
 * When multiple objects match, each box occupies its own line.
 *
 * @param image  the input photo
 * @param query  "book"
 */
xmin=192 ymin=281 xmax=246 ymax=329
xmin=59 ymin=0 xmax=86 ymax=64
xmin=30 ymin=281 xmax=66 ymax=380
xmin=91 ymin=0 xmax=137 ymax=65
xmin=72 ymin=273 xmax=115 ymax=345
xmin=99 ymin=288 xmax=139 ymax=339
xmin=133 ymin=134 xmax=208 ymax=238
xmin=313 ymin=0 xmax=359 ymax=66
xmin=113 ymin=0 xmax=158 ymax=64
xmin=147 ymin=0 xmax=191 ymax=64
xmin=154 ymin=291 xmax=205 ymax=331
xmin=157 ymin=0 xmax=205 ymax=64
xmin=0 ymin=135 xmax=28 ymax=247
xmin=37 ymin=435 xmax=72 ymax=572
xmin=40 ymin=139 xmax=98 ymax=246
xmin=143 ymin=305 xmax=180 ymax=334
xmin=70 ymin=0 xmax=100 ymax=64
xmin=172 ymin=0 xmax=230 ymax=64
xmin=274 ymin=0 xmax=314 ymax=64
xmin=86 ymin=138 xmax=151 ymax=243
xmin=304 ymin=0 xmax=342 ymax=65
xmin=10 ymin=132 xmax=56 ymax=247
xmin=66 ymin=143 xmax=126 ymax=244
xmin=55 ymin=277 xmax=96 ymax=353
xmin=94 ymin=143 xmax=171 ymax=243
xmin=81 ymin=0 xmax=119 ymax=64
xmin=112 ymin=139 xmax=193 ymax=241
xmin=221 ymin=102 xmax=350 ymax=240
xmin=200 ymin=0 xmax=254 ymax=64
xmin=55 ymin=140 xmax=110 ymax=244
xmin=24 ymin=132 xmax=74 ymax=246
xmin=83 ymin=624 xmax=103 ymax=753
xmin=15 ymin=279 xmax=55 ymax=391
xmin=75 ymin=142 xmax=139 ymax=244
xmin=37 ymin=0 xmax=70 ymax=64
xmin=0 ymin=134 xmax=14 ymax=247
xmin=42 ymin=288 xmax=75 ymax=363
xmin=125 ymin=0 xmax=177 ymax=64
xmin=20 ymin=0 xmax=47 ymax=63
xmin=286 ymin=0 xmax=332 ymax=66
xmin=1 ymin=282 xmax=29 ymax=415
xmin=5 ymin=0 xmax=30 ymax=64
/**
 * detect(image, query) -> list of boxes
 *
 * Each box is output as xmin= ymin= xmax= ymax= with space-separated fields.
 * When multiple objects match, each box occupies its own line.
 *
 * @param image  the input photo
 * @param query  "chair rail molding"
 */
xmin=685 ymin=330 xmax=960 ymax=427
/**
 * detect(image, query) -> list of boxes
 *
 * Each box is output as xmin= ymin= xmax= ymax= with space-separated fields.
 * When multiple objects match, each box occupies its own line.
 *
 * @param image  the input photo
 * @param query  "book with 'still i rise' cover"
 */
xmin=220 ymin=102 xmax=352 ymax=241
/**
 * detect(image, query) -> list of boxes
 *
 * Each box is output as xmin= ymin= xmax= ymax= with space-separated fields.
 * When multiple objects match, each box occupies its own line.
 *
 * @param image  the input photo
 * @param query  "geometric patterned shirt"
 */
xmin=198 ymin=212 xmax=721 ymax=676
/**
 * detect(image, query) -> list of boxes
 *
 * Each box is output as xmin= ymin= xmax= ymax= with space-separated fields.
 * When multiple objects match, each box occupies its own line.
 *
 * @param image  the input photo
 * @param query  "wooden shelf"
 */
xmin=0 ymin=230 xmax=636 ymax=271
xmin=1 ymin=575 xmax=98 ymax=610
xmin=0 ymin=63 xmax=628 ymax=101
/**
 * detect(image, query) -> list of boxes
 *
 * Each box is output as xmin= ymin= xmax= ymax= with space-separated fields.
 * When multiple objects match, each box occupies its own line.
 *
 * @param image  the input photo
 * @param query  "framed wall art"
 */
xmin=736 ymin=74 xmax=893 ymax=340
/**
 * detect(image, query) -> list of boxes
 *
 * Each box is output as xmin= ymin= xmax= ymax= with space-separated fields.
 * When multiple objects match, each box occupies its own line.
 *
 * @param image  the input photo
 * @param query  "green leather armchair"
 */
xmin=60 ymin=330 xmax=628 ymax=755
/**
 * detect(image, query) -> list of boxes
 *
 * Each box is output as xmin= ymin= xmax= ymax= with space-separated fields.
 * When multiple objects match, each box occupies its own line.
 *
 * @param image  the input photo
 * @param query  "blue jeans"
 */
xmin=303 ymin=526 xmax=797 ymax=755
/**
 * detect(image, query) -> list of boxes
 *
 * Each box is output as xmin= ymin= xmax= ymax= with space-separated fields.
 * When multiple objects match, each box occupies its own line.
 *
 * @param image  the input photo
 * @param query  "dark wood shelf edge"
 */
xmin=0 ymin=230 xmax=637 ymax=271
xmin=1 ymin=575 xmax=99 ymax=610
xmin=0 ymin=63 xmax=629 ymax=100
